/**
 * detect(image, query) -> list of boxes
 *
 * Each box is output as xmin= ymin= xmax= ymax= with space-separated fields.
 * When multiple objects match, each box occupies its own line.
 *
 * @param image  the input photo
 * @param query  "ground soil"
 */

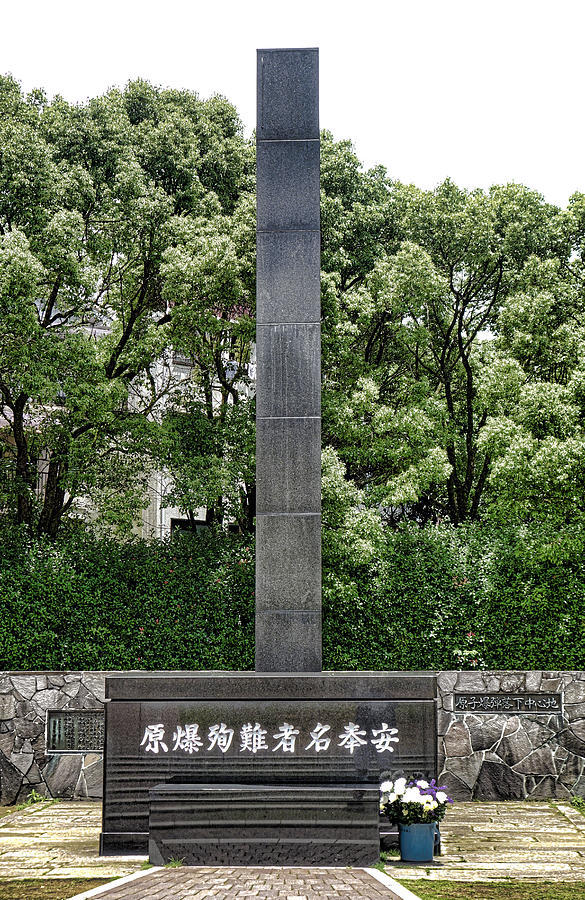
xmin=406 ymin=881 xmax=585 ymax=900
xmin=0 ymin=879 xmax=111 ymax=900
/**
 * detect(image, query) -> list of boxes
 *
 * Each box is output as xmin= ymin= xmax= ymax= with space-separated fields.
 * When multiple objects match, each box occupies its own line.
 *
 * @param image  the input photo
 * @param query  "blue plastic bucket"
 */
xmin=399 ymin=823 xmax=436 ymax=862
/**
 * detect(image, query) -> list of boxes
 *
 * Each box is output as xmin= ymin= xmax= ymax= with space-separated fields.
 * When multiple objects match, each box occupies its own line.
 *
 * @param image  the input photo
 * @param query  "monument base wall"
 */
xmin=438 ymin=670 xmax=585 ymax=801
xmin=148 ymin=782 xmax=381 ymax=866
xmin=2 ymin=670 xmax=585 ymax=807
xmin=0 ymin=670 xmax=116 ymax=804
xmin=100 ymin=671 xmax=437 ymax=856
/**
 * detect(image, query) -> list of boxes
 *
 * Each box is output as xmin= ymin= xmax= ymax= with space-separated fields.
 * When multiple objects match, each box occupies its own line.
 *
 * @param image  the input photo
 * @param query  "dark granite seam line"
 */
xmin=257 ymin=609 xmax=322 ymax=614
xmin=256 ymin=512 xmax=320 ymax=517
xmin=259 ymin=45 xmax=319 ymax=50
xmin=256 ymin=228 xmax=321 ymax=234
xmin=257 ymin=139 xmax=321 ymax=144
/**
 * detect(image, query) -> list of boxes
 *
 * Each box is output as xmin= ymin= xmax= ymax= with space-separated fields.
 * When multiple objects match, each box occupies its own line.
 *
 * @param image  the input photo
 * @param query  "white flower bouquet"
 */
xmin=380 ymin=777 xmax=453 ymax=824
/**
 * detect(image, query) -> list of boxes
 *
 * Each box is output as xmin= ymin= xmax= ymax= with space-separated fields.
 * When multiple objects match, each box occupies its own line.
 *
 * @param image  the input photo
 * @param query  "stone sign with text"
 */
xmin=454 ymin=693 xmax=563 ymax=714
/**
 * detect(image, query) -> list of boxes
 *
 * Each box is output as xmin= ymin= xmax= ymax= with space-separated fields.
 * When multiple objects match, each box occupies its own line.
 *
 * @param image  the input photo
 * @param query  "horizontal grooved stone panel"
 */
xmin=255 ymin=610 xmax=322 ymax=672
xmin=257 ymin=49 xmax=319 ymax=140
xmin=256 ymin=324 xmax=321 ymax=417
xmin=105 ymin=672 xmax=438 ymax=701
xmin=256 ymin=141 xmax=320 ymax=232
xmin=256 ymin=417 xmax=321 ymax=514
xmin=255 ymin=514 xmax=321 ymax=611
xmin=256 ymin=231 xmax=321 ymax=325
xmin=148 ymin=782 xmax=379 ymax=865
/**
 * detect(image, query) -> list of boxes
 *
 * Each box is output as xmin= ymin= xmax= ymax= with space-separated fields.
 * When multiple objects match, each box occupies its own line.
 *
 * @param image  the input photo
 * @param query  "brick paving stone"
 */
xmin=90 ymin=867 xmax=397 ymax=899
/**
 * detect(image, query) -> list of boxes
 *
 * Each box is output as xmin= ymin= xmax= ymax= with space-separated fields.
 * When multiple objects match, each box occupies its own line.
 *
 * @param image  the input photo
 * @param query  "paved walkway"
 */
xmin=389 ymin=801 xmax=585 ymax=883
xmin=0 ymin=801 xmax=143 ymax=879
xmin=72 ymin=867 xmax=404 ymax=899
xmin=2 ymin=800 xmax=585 ymax=895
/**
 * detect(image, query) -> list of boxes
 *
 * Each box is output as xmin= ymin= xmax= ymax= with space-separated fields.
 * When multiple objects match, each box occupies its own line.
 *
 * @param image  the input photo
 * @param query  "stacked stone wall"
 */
xmin=0 ymin=671 xmax=111 ymax=803
xmin=438 ymin=671 xmax=585 ymax=800
xmin=2 ymin=669 xmax=585 ymax=804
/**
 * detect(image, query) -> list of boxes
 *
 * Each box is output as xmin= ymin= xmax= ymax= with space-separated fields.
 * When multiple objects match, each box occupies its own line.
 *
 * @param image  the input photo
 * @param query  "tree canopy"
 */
xmin=1 ymin=75 xmax=584 ymax=539
xmin=320 ymin=143 xmax=585 ymax=528
xmin=0 ymin=75 xmax=255 ymax=536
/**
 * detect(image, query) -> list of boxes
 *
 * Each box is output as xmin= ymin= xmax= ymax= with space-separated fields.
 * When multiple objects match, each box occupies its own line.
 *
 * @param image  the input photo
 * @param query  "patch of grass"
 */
xmin=374 ymin=849 xmax=402 ymax=870
xmin=0 ymin=879 xmax=112 ymax=900
xmin=570 ymin=796 xmax=585 ymax=816
xmin=15 ymin=789 xmax=53 ymax=811
xmin=402 ymin=881 xmax=585 ymax=900
xmin=164 ymin=857 xmax=184 ymax=867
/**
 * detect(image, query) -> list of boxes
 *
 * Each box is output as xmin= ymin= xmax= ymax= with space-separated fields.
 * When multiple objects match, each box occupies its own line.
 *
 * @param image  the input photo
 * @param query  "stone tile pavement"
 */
xmin=3 ymin=800 xmax=585 ymax=896
xmin=0 ymin=801 xmax=144 ymax=879
xmin=389 ymin=800 xmax=585 ymax=882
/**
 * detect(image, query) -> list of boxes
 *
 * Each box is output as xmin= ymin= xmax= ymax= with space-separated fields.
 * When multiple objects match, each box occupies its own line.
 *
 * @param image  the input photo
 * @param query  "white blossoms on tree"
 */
xmin=338 ymin=722 xmax=367 ymax=754
xmin=208 ymin=723 xmax=235 ymax=753
xmin=371 ymin=723 xmax=400 ymax=754
xmin=239 ymin=722 xmax=268 ymax=754
xmin=140 ymin=724 xmax=168 ymax=754
xmin=172 ymin=723 xmax=203 ymax=753
xmin=272 ymin=723 xmax=300 ymax=753
xmin=305 ymin=722 xmax=332 ymax=753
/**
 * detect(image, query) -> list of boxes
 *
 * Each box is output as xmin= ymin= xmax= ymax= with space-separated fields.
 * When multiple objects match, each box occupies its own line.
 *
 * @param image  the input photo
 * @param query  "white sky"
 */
xmin=1 ymin=0 xmax=583 ymax=208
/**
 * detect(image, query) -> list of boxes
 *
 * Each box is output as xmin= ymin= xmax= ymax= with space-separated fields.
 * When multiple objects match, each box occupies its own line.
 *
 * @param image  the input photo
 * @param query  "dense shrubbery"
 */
xmin=1 ymin=521 xmax=584 ymax=671
xmin=323 ymin=523 xmax=585 ymax=670
xmin=0 ymin=526 xmax=255 ymax=671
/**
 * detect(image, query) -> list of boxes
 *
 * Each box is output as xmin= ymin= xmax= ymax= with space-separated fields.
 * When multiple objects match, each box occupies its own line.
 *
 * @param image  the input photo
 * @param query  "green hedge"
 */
xmin=1 ymin=522 xmax=584 ymax=670
xmin=0 ymin=527 xmax=254 ymax=670
xmin=323 ymin=523 xmax=585 ymax=670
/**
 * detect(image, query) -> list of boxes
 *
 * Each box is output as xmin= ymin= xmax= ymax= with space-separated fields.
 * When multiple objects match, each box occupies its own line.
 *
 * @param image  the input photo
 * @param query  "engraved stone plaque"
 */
xmin=47 ymin=709 xmax=105 ymax=752
xmin=454 ymin=693 xmax=562 ymax=714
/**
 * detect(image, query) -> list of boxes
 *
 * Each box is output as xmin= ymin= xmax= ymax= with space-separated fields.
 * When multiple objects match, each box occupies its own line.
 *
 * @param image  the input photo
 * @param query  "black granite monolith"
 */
xmin=100 ymin=49 xmax=438 ymax=866
xmin=255 ymin=48 xmax=322 ymax=672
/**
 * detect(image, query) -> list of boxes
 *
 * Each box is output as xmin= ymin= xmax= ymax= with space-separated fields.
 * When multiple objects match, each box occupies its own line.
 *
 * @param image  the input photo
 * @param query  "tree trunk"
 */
xmin=12 ymin=395 xmax=35 ymax=527
xmin=37 ymin=453 xmax=69 ymax=539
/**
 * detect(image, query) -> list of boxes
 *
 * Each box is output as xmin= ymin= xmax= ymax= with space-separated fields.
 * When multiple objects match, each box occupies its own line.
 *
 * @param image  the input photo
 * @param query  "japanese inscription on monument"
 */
xmin=47 ymin=709 xmax=105 ymax=752
xmin=140 ymin=720 xmax=400 ymax=755
xmin=454 ymin=693 xmax=562 ymax=714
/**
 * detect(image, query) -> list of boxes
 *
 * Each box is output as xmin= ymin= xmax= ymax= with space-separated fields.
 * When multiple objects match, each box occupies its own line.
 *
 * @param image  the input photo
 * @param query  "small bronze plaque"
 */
xmin=47 ymin=709 xmax=105 ymax=752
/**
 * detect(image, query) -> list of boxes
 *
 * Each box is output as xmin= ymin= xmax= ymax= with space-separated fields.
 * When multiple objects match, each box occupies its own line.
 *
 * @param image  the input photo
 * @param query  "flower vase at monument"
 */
xmin=380 ymin=778 xmax=453 ymax=863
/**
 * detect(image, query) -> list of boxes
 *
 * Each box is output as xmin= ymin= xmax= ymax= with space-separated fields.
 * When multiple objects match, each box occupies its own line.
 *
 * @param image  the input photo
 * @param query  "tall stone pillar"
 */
xmin=100 ymin=50 xmax=437 ymax=864
xmin=255 ymin=48 xmax=322 ymax=672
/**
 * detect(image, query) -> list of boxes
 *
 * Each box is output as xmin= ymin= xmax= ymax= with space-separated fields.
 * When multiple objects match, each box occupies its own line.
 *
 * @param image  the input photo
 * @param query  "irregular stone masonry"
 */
xmin=0 ymin=671 xmax=123 ymax=803
xmin=438 ymin=670 xmax=585 ymax=800
xmin=3 ymin=670 xmax=585 ymax=803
